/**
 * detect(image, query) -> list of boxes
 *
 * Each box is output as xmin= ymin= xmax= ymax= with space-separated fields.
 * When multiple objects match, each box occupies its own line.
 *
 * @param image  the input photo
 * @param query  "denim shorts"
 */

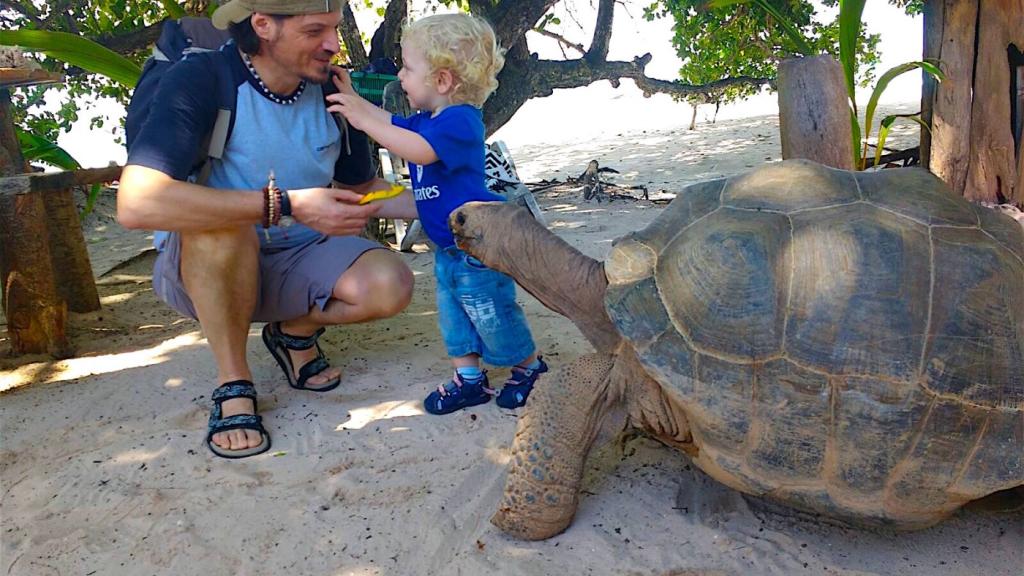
xmin=434 ymin=246 xmax=536 ymax=366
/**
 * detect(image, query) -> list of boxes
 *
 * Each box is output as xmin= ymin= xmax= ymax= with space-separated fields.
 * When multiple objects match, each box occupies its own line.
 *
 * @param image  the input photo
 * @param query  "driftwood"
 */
xmin=864 ymin=146 xmax=921 ymax=169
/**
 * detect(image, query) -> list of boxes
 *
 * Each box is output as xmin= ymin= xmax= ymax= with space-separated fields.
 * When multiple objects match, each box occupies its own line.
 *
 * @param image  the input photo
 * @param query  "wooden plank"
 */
xmin=928 ymin=0 xmax=978 ymax=197
xmin=777 ymin=55 xmax=854 ymax=170
xmin=0 ymin=165 xmax=122 ymax=197
xmin=0 ymin=68 xmax=63 ymax=88
xmin=964 ymin=0 xmax=1024 ymax=204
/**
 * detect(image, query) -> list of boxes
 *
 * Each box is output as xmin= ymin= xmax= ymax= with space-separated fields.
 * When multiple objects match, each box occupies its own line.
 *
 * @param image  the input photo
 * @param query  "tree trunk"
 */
xmin=923 ymin=0 xmax=1024 ymax=206
xmin=964 ymin=0 xmax=1024 ymax=204
xmin=689 ymin=104 xmax=698 ymax=131
xmin=776 ymin=55 xmax=854 ymax=170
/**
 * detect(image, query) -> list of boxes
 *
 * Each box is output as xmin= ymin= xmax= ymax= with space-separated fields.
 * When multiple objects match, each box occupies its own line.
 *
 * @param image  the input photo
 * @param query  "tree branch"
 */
xmin=586 ymin=0 xmax=615 ymax=63
xmin=340 ymin=0 xmax=367 ymax=67
xmin=490 ymin=0 xmax=560 ymax=49
xmin=93 ymin=22 xmax=163 ymax=56
xmin=483 ymin=51 xmax=771 ymax=135
xmin=368 ymin=0 xmax=406 ymax=66
xmin=533 ymin=28 xmax=585 ymax=56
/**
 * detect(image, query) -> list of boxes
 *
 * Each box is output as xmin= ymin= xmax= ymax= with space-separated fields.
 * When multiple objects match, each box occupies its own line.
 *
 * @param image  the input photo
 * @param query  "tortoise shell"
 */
xmin=604 ymin=160 xmax=1023 ymax=523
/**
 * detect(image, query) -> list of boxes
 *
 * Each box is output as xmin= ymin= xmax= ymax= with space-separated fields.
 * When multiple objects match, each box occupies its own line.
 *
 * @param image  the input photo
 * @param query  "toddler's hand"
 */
xmin=326 ymin=92 xmax=379 ymax=132
xmin=330 ymin=66 xmax=357 ymax=95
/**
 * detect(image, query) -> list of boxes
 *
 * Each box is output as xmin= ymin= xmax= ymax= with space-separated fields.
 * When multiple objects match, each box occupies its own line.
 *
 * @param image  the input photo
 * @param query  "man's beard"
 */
xmin=302 ymin=51 xmax=334 ymax=83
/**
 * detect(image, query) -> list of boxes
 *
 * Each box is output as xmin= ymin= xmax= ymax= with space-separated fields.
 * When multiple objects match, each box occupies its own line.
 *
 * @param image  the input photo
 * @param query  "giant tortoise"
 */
xmin=449 ymin=159 xmax=1023 ymax=540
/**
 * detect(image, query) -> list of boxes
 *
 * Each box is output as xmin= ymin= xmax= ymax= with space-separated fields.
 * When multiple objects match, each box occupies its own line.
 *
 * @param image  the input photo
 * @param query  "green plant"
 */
xmin=0 ymin=30 xmax=138 ymax=217
xmin=0 ymin=29 xmax=142 ymax=88
xmin=16 ymin=129 xmax=104 ymax=219
xmin=710 ymin=0 xmax=943 ymax=169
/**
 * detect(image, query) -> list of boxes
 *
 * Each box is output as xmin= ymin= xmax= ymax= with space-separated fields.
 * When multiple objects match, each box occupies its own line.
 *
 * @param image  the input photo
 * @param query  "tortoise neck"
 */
xmin=497 ymin=222 xmax=621 ymax=353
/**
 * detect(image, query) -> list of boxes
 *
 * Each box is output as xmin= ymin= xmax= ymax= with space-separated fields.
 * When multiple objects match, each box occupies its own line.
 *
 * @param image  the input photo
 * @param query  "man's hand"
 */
xmin=288 ymin=186 xmax=382 ymax=236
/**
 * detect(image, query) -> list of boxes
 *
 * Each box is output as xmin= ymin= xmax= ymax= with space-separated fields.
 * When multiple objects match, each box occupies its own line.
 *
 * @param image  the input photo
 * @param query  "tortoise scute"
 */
xmin=691 ymin=355 xmax=754 ymax=451
xmin=747 ymin=359 xmax=830 ymax=482
xmin=887 ymin=399 xmax=988 ymax=515
xmin=659 ymin=209 xmax=790 ymax=359
xmin=858 ymin=167 xmax=978 ymax=226
xmin=924 ymin=227 xmax=1024 ymax=408
xmin=786 ymin=204 xmax=930 ymax=379
xmin=722 ymin=158 xmax=859 ymax=212
xmin=833 ymin=377 xmax=930 ymax=495
xmin=972 ymin=202 xmax=1024 ymax=263
xmin=605 ymin=238 xmax=657 ymax=286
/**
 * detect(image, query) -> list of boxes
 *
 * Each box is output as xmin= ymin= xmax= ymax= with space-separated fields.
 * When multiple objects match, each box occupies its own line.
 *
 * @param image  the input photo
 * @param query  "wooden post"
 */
xmin=0 ymin=88 xmax=70 ymax=356
xmin=777 ymin=55 xmax=854 ymax=170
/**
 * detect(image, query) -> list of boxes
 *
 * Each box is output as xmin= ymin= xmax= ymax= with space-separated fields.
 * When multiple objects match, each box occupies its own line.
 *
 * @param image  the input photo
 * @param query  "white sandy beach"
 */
xmin=2 ymin=105 xmax=1022 ymax=576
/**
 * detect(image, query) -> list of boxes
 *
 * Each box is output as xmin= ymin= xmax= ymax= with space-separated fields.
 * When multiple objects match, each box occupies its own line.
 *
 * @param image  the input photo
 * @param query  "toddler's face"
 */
xmin=398 ymin=42 xmax=443 ymax=111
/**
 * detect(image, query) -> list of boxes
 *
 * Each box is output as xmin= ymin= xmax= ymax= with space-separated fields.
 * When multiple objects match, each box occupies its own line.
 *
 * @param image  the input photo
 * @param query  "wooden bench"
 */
xmin=1 ymin=72 xmax=116 ymax=357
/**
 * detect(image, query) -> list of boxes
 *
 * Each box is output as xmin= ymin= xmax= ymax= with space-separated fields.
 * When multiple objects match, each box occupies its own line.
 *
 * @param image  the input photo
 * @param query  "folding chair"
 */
xmin=484 ymin=140 xmax=546 ymax=225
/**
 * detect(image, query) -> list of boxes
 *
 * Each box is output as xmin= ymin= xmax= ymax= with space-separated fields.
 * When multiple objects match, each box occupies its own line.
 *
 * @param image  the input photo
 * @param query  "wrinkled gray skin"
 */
xmin=450 ymin=160 xmax=1024 ymax=541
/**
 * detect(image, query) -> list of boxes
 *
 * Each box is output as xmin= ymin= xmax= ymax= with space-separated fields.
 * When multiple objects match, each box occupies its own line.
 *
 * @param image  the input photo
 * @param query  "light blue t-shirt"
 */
xmin=128 ymin=47 xmax=376 ymax=251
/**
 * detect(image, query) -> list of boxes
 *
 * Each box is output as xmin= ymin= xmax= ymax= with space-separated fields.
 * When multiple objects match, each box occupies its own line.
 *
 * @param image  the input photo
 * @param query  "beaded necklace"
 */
xmin=241 ymin=51 xmax=306 ymax=105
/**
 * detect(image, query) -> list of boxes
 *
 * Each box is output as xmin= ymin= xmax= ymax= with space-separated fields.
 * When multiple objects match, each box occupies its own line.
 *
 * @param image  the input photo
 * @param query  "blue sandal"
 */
xmin=496 ymin=357 xmax=549 ymax=409
xmin=424 ymin=371 xmax=495 ymax=415
xmin=262 ymin=322 xmax=341 ymax=392
xmin=206 ymin=380 xmax=271 ymax=459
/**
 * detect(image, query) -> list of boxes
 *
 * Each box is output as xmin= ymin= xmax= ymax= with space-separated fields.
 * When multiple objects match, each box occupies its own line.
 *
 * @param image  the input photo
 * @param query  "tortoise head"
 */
xmin=450 ymin=200 xmax=546 ymax=277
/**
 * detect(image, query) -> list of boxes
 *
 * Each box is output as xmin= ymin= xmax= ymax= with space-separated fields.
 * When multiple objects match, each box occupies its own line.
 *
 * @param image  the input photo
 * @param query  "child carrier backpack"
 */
xmin=124 ymin=17 xmax=235 ymax=183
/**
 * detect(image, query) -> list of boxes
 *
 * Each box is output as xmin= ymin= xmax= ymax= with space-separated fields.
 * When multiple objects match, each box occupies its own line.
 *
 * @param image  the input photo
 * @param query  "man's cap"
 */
xmin=212 ymin=0 xmax=345 ymax=30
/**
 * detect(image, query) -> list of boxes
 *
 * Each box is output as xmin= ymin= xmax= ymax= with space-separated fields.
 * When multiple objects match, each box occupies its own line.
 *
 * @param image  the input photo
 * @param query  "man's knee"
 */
xmin=343 ymin=251 xmax=414 ymax=317
xmin=369 ymin=258 xmax=414 ymax=317
xmin=181 ymin=226 xmax=258 ymax=269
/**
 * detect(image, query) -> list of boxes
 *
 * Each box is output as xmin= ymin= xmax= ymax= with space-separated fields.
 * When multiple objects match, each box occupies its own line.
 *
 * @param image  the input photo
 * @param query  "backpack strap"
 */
xmin=322 ymin=76 xmax=352 ymax=155
xmin=195 ymin=48 xmax=237 ymax=185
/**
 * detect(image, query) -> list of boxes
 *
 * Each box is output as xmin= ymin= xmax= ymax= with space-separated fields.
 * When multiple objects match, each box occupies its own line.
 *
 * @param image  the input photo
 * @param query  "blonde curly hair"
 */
xmin=402 ymin=13 xmax=505 ymax=107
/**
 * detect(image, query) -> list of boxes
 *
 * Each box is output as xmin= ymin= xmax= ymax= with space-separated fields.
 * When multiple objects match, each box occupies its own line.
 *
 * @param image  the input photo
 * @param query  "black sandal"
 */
xmin=206 ymin=380 xmax=271 ymax=459
xmin=262 ymin=322 xmax=342 ymax=392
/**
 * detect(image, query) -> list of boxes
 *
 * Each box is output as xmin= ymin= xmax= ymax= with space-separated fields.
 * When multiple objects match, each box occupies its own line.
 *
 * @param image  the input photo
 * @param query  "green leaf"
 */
xmin=80 ymin=183 xmax=103 ymax=220
xmin=0 ymin=29 xmax=142 ymax=87
xmin=849 ymin=106 xmax=862 ymax=169
xmin=838 ymin=0 xmax=867 ymax=99
xmin=16 ymin=129 xmax=81 ymax=170
xmin=708 ymin=0 xmax=814 ymax=56
xmin=874 ymin=113 xmax=930 ymax=168
xmin=159 ymin=1 xmax=187 ymax=19
xmin=863 ymin=60 xmax=944 ymax=153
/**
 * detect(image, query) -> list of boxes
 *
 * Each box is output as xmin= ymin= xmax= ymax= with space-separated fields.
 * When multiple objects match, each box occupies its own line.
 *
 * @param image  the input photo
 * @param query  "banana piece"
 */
xmin=358 ymin=183 xmax=406 ymax=205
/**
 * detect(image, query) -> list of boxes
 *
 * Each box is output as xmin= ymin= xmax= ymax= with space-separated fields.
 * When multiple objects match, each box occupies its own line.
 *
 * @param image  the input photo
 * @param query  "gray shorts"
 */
xmin=152 ymin=232 xmax=382 ymax=322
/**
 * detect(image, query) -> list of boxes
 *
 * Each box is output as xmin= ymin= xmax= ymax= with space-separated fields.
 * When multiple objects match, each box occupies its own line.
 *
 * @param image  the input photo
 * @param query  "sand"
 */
xmin=2 ymin=109 xmax=1022 ymax=576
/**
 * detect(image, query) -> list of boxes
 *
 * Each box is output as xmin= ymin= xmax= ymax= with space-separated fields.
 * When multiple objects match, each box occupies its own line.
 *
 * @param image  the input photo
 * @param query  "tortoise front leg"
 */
xmin=492 ymin=353 xmax=617 ymax=540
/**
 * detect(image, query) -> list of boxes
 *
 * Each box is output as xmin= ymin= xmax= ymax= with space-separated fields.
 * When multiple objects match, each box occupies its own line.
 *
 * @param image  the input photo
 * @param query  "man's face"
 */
xmin=261 ymin=11 xmax=342 ymax=84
